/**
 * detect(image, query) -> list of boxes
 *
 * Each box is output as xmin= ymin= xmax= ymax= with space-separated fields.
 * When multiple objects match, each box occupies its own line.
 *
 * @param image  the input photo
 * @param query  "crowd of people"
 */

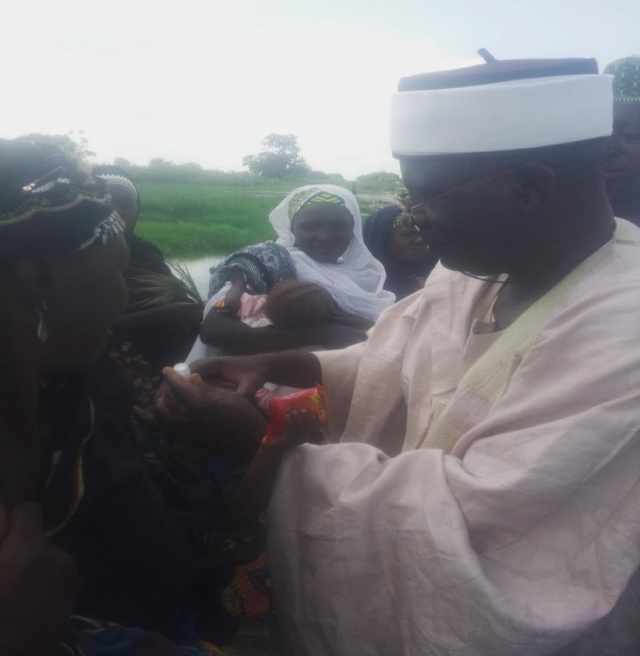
xmin=1 ymin=52 xmax=640 ymax=656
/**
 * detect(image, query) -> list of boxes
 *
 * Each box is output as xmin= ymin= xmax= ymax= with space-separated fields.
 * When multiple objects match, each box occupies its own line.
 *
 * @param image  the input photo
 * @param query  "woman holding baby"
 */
xmin=187 ymin=184 xmax=394 ymax=360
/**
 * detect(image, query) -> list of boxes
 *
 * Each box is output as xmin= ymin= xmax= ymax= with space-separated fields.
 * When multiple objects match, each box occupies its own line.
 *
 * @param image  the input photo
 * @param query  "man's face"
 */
xmin=605 ymin=104 xmax=640 ymax=214
xmin=400 ymin=157 xmax=533 ymax=276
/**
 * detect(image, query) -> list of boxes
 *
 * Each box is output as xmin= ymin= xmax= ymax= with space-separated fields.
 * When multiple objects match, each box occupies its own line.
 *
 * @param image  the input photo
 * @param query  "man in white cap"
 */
xmin=154 ymin=57 xmax=640 ymax=655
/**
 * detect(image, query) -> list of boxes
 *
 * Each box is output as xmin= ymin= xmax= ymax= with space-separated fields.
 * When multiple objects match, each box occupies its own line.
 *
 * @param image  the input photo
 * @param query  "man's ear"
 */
xmin=512 ymin=162 xmax=556 ymax=214
xmin=11 ymin=257 xmax=54 ymax=310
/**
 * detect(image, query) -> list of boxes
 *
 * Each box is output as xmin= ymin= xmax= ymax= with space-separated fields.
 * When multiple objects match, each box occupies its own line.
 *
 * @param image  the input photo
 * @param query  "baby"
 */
xmin=240 ymin=280 xmax=335 ymax=328
xmin=200 ymin=280 xmax=372 ymax=410
xmin=233 ymin=280 xmax=336 ymax=409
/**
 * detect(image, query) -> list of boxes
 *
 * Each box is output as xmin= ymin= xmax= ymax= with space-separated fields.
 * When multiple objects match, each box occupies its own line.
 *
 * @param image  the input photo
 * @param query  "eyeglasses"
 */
xmin=407 ymin=167 xmax=513 ymax=222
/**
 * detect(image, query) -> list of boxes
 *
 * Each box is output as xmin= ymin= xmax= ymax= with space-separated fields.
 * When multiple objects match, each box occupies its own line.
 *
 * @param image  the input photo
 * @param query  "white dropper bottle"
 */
xmin=173 ymin=363 xmax=192 ymax=380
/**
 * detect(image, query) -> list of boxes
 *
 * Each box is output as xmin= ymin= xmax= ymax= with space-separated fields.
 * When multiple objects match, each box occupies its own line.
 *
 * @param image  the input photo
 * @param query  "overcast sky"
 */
xmin=2 ymin=0 xmax=639 ymax=178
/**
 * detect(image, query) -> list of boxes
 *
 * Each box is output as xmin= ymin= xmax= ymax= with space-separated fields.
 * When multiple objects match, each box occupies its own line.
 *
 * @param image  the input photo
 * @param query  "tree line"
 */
xmin=17 ymin=132 xmax=402 ymax=192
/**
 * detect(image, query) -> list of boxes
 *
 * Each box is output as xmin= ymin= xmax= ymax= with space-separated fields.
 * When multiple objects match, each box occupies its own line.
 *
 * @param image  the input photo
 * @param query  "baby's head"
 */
xmin=265 ymin=280 xmax=335 ymax=328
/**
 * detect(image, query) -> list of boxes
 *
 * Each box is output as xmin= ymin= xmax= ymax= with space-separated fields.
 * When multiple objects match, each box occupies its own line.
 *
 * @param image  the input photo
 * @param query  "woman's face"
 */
xmin=292 ymin=205 xmax=354 ymax=264
xmin=606 ymin=104 xmax=640 ymax=214
xmin=387 ymin=216 xmax=427 ymax=262
xmin=39 ymin=236 xmax=130 ymax=377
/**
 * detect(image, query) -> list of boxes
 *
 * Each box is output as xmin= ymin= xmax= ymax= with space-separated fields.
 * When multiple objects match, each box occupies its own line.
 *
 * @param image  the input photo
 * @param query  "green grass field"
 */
xmin=134 ymin=179 xmax=396 ymax=258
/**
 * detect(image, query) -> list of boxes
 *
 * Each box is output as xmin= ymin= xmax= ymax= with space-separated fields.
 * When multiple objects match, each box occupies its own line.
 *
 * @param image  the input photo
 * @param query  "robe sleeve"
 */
xmin=314 ymin=292 xmax=423 ymax=445
xmin=267 ymin=281 xmax=640 ymax=655
xmin=314 ymin=343 xmax=364 ymax=442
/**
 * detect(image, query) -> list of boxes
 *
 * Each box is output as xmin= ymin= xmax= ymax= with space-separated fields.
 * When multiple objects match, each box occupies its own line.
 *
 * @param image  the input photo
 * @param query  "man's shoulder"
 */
xmin=542 ymin=236 xmax=640 ymax=344
xmin=583 ymin=223 xmax=640 ymax=294
xmin=373 ymin=263 xmax=488 ymax=334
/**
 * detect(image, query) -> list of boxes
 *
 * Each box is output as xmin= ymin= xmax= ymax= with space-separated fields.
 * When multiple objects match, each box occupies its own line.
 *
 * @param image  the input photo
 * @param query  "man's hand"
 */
xmin=191 ymin=356 xmax=272 ymax=398
xmin=0 ymin=503 xmax=80 ymax=656
xmin=191 ymin=352 xmax=324 ymax=400
xmin=151 ymin=369 xmax=268 ymax=460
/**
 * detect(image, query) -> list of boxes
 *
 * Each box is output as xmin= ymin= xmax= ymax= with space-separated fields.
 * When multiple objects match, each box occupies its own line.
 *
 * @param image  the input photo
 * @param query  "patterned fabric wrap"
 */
xmin=604 ymin=56 xmax=640 ymax=104
xmin=60 ymin=617 xmax=224 ymax=655
xmin=208 ymin=242 xmax=296 ymax=298
xmin=287 ymin=188 xmax=347 ymax=221
xmin=0 ymin=140 xmax=124 ymax=262
xmin=223 ymin=552 xmax=274 ymax=619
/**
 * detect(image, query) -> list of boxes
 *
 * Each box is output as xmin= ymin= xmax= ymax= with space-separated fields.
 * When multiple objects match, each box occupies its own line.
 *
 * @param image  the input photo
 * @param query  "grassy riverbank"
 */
xmin=135 ymin=177 xmax=399 ymax=258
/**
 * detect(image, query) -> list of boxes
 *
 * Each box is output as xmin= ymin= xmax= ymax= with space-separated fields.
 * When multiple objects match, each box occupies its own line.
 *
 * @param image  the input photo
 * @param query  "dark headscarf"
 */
xmin=363 ymin=205 xmax=438 ymax=301
xmin=92 ymin=164 xmax=142 ymax=221
xmin=0 ymin=139 xmax=124 ymax=262
xmin=92 ymin=164 xmax=182 ymax=307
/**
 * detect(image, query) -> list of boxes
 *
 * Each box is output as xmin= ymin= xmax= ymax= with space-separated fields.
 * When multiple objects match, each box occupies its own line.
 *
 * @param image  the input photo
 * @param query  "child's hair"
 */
xmin=265 ymin=280 xmax=335 ymax=328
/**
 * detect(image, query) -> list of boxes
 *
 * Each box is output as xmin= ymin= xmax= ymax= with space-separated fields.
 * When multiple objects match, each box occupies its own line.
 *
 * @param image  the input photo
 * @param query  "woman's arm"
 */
xmin=112 ymin=302 xmax=203 ymax=340
xmin=329 ymin=311 xmax=374 ymax=331
xmin=0 ymin=504 xmax=80 ymax=656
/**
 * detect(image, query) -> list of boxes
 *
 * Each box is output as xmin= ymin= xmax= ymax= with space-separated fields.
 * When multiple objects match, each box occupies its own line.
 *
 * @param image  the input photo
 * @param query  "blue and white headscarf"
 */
xmin=208 ymin=241 xmax=295 ymax=299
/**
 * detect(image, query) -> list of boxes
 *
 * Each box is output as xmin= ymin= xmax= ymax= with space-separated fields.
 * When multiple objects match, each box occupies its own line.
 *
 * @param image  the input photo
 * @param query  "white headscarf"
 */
xmin=269 ymin=184 xmax=395 ymax=321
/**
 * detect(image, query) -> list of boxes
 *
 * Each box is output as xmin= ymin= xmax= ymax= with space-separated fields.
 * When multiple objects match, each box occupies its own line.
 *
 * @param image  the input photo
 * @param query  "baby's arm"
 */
xmin=221 ymin=272 xmax=248 ymax=315
xmin=228 ymin=410 xmax=320 ymax=521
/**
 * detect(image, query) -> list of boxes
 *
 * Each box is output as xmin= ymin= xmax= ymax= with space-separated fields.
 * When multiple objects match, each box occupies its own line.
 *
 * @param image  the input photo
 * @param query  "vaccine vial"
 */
xmin=173 ymin=363 xmax=192 ymax=380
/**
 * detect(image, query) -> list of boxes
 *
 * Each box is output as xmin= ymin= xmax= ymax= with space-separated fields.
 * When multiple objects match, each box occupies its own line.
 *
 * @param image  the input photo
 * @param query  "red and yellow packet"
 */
xmin=265 ymin=385 xmax=326 ymax=444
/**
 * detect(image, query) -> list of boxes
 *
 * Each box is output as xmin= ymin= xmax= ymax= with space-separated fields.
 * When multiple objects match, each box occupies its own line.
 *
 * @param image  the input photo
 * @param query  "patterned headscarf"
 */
xmin=604 ymin=56 xmax=640 ymax=104
xmin=287 ymin=187 xmax=348 ymax=221
xmin=0 ymin=139 xmax=124 ymax=262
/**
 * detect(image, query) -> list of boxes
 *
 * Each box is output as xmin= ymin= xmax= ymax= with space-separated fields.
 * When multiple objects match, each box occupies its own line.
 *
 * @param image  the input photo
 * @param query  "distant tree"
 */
xmin=148 ymin=157 xmax=174 ymax=169
xmin=243 ymin=133 xmax=311 ymax=179
xmin=355 ymin=171 xmax=403 ymax=194
xmin=180 ymin=162 xmax=203 ymax=173
xmin=306 ymin=170 xmax=349 ymax=186
xmin=113 ymin=157 xmax=131 ymax=167
xmin=18 ymin=131 xmax=96 ymax=160
xmin=67 ymin=130 xmax=96 ymax=159
xmin=19 ymin=133 xmax=75 ymax=152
